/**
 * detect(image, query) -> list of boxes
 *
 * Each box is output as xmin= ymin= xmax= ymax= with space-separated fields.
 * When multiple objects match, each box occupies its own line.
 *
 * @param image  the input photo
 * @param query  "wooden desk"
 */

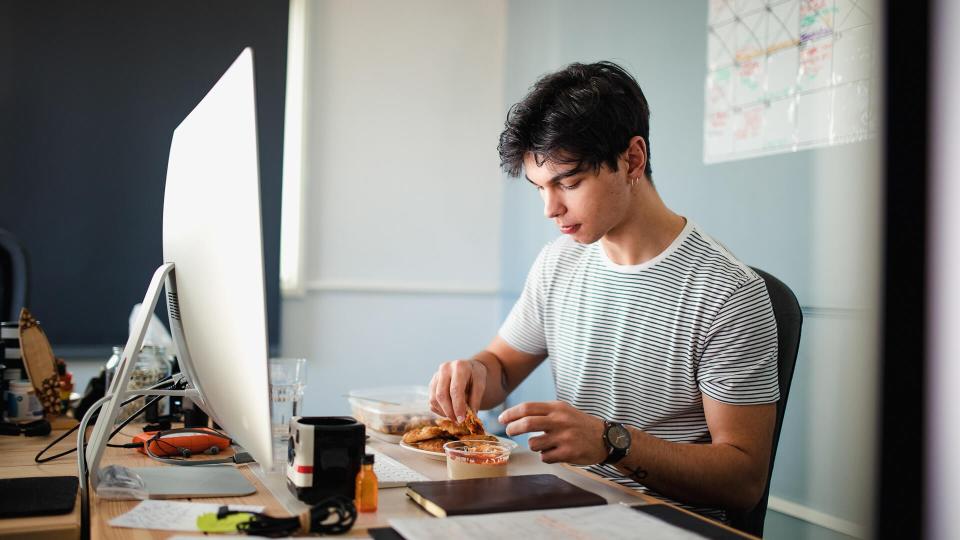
xmin=2 ymin=426 xmax=753 ymax=539
xmin=0 ymin=427 xmax=81 ymax=540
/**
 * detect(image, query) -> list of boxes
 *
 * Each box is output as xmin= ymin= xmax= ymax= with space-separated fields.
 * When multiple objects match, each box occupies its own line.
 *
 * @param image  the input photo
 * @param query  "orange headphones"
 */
xmin=132 ymin=427 xmax=232 ymax=464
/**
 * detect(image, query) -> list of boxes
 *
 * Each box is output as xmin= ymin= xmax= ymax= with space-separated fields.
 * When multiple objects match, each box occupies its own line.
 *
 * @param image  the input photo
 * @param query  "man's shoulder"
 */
xmin=680 ymin=223 xmax=760 ymax=289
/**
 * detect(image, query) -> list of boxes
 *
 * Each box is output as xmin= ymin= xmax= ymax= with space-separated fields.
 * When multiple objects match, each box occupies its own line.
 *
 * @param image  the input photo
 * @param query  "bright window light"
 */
xmin=280 ymin=0 xmax=307 ymax=297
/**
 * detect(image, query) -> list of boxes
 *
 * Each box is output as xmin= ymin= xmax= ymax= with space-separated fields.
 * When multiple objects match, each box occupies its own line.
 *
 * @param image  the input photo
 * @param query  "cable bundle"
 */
xmin=217 ymin=496 xmax=357 ymax=536
xmin=35 ymin=377 xmax=185 ymax=464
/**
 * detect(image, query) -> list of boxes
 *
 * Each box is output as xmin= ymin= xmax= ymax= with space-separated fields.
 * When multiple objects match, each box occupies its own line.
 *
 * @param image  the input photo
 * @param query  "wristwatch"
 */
xmin=601 ymin=420 xmax=631 ymax=465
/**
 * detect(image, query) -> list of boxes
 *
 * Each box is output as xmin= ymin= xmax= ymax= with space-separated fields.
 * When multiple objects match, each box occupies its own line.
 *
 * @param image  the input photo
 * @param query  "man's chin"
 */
xmin=571 ymin=231 xmax=602 ymax=245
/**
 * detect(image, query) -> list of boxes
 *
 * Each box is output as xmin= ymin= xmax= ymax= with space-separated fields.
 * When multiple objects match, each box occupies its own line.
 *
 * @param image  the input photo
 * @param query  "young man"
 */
xmin=428 ymin=61 xmax=779 ymax=521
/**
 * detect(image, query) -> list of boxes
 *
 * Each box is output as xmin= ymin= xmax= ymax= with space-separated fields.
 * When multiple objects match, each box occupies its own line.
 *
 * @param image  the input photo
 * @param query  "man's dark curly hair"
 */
xmin=497 ymin=61 xmax=652 ymax=180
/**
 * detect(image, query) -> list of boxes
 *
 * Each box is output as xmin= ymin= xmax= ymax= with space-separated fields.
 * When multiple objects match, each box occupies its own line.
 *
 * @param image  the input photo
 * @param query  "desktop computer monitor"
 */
xmin=84 ymin=47 xmax=274 ymax=483
xmin=161 ymin=46 xmax=273 ymax=469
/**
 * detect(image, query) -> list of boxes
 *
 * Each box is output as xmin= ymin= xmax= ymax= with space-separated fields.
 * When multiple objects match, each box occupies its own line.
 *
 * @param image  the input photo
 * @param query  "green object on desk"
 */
xmin=197 ymin=511 xmax=253 ymax=533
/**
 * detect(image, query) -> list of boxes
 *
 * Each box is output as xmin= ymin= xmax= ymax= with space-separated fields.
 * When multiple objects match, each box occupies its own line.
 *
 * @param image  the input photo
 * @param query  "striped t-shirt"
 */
xmin=499 ymin=219 xmax=779 ymax=520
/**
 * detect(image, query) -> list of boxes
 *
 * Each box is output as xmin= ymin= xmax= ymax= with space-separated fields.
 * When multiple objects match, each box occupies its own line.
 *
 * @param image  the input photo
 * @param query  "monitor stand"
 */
xmin=80 ymin=263 xmax=257 ymax=504
xmin=132 ymin=466 xmax=256 ymax=499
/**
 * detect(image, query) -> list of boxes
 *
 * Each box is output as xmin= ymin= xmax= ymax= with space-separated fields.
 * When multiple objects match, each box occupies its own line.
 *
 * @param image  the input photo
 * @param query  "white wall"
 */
xmin=283 ymin=0 xmax=508 ymax=415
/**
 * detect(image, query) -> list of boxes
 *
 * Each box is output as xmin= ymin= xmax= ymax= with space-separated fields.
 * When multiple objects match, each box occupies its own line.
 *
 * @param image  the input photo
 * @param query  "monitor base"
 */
xmin=132 ymin=466 xmax=256 ymax=499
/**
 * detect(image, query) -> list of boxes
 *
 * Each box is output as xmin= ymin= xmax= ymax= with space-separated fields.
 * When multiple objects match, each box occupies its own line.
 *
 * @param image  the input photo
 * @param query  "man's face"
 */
xmin=523 ymin=153 xmax=632 ymax=245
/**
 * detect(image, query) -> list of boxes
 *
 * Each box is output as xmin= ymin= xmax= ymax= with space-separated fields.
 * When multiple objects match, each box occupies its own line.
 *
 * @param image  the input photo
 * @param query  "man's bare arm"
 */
xmin=500 ymin=395 xmax=776 ymax=512
xmin=474 ymin=336 xmax=546 ymax=409
xmin=612 ymin=397 xmax=776 ymax=511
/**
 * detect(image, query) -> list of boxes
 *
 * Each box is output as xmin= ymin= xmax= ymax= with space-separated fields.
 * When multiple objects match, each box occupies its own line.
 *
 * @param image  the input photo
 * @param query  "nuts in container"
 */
xmin=347 ymin=386 xmax=436 ymax=442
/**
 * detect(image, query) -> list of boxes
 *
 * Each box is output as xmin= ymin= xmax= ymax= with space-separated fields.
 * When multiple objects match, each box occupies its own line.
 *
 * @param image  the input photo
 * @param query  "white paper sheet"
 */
xmin=108 ymin=500 xmax=264 ymax=532
xmin=389 ymin=504 xmax=709 ymax=540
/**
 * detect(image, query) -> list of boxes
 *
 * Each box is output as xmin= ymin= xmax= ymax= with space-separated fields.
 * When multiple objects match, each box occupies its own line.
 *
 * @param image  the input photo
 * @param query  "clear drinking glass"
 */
xmin=269 ymin=357 xmax=307 ymax=471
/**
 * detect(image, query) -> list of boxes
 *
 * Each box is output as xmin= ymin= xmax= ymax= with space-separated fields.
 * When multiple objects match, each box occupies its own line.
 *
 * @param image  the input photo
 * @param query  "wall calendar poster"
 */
xmin=704 ymin=0 xmax=877 ymax=163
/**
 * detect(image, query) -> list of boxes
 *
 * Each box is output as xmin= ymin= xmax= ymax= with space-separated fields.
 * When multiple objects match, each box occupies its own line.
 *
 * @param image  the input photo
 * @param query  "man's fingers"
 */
xmin=430 ymin=359 xmax=489 ymax=423
xmin=526 ymin=433 xmax=554 ymax=453
xmin=433 ymin=369 xmax=456 ymax=421
xmin=498 ymin=401 xmax=555 ymax=424
xmin=539 ymin=447 xmax=564 ymax=464
xmin=449 ymin=362 xmax=473 ymax=422
xmin=428 ymin=373 xmax=445 ymax=417
xmin=504 ymin=415 xmax=551 ymax=437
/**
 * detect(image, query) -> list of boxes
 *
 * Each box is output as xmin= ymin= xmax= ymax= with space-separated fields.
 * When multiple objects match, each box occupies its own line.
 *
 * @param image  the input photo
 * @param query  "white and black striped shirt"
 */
xmin=499 ymin=220 xmax=779 ymax=520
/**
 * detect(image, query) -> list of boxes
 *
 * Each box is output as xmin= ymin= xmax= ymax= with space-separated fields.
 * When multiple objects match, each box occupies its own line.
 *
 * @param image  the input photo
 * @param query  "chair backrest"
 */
xmin=728 ymin=267 xmax=803 ymax=537
xmin=0 ymin=228 xmax=29 ymax=322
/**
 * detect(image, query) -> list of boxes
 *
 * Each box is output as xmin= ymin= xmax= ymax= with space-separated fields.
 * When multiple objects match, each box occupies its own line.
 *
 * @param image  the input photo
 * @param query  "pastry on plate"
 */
xmin=402 ymin=425 xmax=447 ymax=444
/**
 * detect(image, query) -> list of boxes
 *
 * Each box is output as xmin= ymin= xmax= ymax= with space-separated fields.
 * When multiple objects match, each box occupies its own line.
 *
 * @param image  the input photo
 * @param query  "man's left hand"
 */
xmin=498 ymin=401 xmax=607 ymax=465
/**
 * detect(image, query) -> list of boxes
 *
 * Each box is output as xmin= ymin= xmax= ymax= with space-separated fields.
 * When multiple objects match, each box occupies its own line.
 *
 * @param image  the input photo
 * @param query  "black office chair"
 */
xmin=0 ymin=228 xmax=29 ymax=321
xmin=727 ymin=268 xmax=803 ymax=537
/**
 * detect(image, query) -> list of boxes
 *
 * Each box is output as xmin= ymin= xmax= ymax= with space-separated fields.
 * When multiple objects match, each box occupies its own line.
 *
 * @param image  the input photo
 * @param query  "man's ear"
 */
xmin=625 ymin=136 xmax=647 ymax=179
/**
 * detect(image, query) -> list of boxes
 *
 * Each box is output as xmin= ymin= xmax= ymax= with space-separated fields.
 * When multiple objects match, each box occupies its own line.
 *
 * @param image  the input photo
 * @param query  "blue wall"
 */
xmin=497 ymin=1 xmax=879 ymax=536
xmin=501 ymin=0 xmax=813 ymax=404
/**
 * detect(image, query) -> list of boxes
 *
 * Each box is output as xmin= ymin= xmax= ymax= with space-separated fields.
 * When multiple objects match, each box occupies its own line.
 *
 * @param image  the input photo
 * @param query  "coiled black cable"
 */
xmin=217 ymin=495 xmax=357 ymax=537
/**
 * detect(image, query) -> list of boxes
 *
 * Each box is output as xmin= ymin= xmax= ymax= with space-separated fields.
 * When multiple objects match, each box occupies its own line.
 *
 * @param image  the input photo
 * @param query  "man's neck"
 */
xmin=601 ymin=182 xmax=686 ymax=266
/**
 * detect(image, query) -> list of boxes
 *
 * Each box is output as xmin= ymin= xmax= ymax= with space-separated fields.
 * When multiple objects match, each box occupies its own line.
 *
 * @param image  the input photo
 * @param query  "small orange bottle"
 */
xmin=355 ymin=453 xmax=378 ymax=512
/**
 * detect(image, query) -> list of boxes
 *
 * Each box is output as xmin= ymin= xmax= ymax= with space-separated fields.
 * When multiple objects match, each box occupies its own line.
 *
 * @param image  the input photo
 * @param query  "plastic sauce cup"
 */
xmin=443 ymin=440 xmax=511 ymax=480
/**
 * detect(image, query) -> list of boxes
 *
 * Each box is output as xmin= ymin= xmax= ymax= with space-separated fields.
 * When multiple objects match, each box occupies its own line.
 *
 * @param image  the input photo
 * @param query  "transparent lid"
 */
xmin=347 ymin=386 xmax=431 ymax=414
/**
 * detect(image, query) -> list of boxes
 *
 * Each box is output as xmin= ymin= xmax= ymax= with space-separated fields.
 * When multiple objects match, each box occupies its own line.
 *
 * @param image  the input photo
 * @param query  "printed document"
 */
xmin=390 ymin=504 xmax=709 ymax=539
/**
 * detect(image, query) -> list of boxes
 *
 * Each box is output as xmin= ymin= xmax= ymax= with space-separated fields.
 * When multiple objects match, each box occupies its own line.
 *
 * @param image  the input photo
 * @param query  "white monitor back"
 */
xmin=162 ymin=48 xmax=272 ymax=470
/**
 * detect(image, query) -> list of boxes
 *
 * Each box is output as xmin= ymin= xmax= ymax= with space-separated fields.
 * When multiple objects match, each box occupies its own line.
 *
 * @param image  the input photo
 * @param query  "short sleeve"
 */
xmin=498 ymin=245 xmax=550 ymax=355
xmin=697 ymin=276 xmax=780 ymax=404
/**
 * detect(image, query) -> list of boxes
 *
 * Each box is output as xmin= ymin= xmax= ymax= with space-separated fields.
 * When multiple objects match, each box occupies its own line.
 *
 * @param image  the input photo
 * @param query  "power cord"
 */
xmin=34 ymin=376 xmax=182 ymax=464
xmin=215 ymin=496 xmax=357 ymax=537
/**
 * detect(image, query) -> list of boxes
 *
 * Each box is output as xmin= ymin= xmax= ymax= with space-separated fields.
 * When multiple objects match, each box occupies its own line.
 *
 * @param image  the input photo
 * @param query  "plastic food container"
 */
xmin=347 ymin=386 xmax=436 ymax=442
xmin=443 ymin=440 xmax=511 ymax=479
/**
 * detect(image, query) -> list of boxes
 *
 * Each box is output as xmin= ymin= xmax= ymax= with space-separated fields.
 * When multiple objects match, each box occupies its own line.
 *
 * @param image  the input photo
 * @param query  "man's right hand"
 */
xmin=428 ymin=358 xmax=487 ymax=423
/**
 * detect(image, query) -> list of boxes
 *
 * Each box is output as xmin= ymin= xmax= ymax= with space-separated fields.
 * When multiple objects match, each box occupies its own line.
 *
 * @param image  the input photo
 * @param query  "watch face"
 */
xmin=607 ymin=425 xmax=630 ymax=450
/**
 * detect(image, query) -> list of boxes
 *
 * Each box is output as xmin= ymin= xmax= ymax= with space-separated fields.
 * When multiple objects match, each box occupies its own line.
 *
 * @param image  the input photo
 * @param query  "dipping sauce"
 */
xmin=443 ymin=440 xmax=511 ymax=480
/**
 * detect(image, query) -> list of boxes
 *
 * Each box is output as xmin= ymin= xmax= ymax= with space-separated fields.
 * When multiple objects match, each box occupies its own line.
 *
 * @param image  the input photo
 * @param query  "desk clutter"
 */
xmin=1 ymin=310 xmax=75 ymax=424
xmin=1 ymin=309 xmax=78 ymax=441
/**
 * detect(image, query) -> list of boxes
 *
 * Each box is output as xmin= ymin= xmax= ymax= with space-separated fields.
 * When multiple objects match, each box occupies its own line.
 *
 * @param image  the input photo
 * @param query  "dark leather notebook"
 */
xmin=404 ymin=473 xmax=606 ymax=517
xmin=0 ymin=476 xmax=79 ymax=519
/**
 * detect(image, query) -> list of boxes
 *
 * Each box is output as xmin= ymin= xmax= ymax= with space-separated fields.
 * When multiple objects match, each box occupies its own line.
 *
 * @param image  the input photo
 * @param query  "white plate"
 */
xmin=399 ymin=436 xmax=518 ymax=461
